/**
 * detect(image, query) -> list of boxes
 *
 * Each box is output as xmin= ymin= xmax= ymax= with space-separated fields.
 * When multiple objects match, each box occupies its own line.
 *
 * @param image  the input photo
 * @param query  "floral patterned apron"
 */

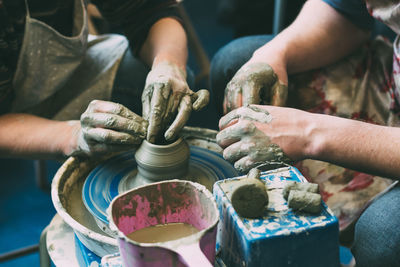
xmin=289 ymin=0 xmax=400 ymax=231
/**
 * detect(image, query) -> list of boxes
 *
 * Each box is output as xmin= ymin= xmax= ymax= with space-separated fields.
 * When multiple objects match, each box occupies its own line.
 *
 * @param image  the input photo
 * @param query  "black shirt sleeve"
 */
xmin=92 ymin=0 xmax=182 ymax=55
xmin=322 ymin=0 xmax=374 ymax=31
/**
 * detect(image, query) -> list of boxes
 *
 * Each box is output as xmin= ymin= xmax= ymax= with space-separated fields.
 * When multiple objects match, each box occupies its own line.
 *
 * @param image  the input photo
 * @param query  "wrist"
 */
xmin=303 ymin=113 xmax=346 ymax=161
xmin=299 ymin=112 xmax=324 ymax=160
xmin=248 ymin=44 xmax=289 ymax=85
xmin=153 ymin=56 xmax=187 ymax=76
xmin=152 ymin=59 xmax=187 ymax=80
xmin=251 ymin=39 xmax=288 ymax=67
xmin=62 ymin=120 xmax=81 ymax=158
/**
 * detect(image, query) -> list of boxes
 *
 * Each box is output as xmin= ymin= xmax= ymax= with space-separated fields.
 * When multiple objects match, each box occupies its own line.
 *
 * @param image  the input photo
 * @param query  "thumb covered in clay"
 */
xmin=68 ymin=100 xmax=148 ymax=157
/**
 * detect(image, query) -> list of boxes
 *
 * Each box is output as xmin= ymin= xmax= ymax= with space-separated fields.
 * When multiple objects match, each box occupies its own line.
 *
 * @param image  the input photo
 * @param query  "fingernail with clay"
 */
xmin=164 ymin=130 xmax=174 ymax=141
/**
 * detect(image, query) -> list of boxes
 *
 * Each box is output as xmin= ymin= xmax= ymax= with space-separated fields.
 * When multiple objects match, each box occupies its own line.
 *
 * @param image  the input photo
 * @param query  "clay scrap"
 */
xmin=283 ymin=181 xmax=321 ymax=214
xmin=231 ymin=168 xmax=269 ymax=219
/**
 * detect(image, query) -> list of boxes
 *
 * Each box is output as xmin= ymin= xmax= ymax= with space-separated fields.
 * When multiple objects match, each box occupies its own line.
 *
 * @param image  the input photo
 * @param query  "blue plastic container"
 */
xmin=213 ymin=167 xmax=339 ymax=267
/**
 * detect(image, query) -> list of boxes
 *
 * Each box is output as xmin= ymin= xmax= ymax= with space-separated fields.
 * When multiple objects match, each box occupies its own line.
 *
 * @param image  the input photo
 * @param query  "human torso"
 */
xmin=0 ymin=0 xmax=75 ymax=113
xmin=365 ymin=0 xmax=400 ymax=112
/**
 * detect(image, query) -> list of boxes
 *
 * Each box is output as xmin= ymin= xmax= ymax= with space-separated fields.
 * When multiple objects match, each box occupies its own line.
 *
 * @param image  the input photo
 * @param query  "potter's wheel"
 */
xmin=52 ymin=127 xmax=238 ymax=257
xmin=83 ymin=145 xmax=239 ymax=227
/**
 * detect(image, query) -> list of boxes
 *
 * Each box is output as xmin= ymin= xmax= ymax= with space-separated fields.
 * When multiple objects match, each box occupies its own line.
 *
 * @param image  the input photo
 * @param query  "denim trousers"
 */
xmin=210 ymin=35 xmax=400 ymax=267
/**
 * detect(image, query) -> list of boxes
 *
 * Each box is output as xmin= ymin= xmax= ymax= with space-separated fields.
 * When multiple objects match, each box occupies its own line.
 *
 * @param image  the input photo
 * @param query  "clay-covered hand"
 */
xmin=68 ymin=100 xmax=148 ymax=157
xmin=223 ymin=62 xmax=287 ymax=114
xmin=216 ymin=104 xmax=311 ymax=173
xmin=142 ymin=61 xmax=209 ymax=143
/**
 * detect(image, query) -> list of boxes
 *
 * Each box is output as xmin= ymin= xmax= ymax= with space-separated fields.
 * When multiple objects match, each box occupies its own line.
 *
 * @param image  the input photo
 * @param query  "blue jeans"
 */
xmin=352 ymin=183 xmax=400 ymax=267
xmin=210 ymin=35 xmax=400 ymax=267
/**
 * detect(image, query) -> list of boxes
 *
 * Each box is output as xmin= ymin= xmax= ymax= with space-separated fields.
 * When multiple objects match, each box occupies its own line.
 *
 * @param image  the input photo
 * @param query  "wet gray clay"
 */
xmin=135 ymin=137 xmax=190 ymax=183
xmin=231 ymin=168 xmax=269 ymax=218
xmin=288 ymin=190 xmax=322 ymax=214
xmin=283 ymin=181 xmax=319 ymax=200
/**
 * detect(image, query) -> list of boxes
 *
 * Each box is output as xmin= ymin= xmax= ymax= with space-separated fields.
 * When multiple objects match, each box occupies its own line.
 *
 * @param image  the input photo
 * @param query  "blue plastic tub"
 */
xmin=214 ymin=166 xmax=339 ymax=267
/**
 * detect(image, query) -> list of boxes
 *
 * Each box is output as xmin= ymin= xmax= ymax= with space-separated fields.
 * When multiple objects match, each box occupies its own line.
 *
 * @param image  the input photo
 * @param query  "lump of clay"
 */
xmin=231 ymin=182 xmax=269 ymax=218
xmin=287 ymin=190 xmax=322 ymax=214
xmin=283 ymin=181 xmax=319 ymax=200
xmin=231 ymin=168 xmax=269 ymax=219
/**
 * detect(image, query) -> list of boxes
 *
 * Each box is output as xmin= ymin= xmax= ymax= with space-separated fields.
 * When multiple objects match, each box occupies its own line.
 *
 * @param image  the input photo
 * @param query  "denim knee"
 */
xmin=111 ymin=49 xmax=149 ymax=115
xmin=352 ymin=184 xmax=400 ymax=267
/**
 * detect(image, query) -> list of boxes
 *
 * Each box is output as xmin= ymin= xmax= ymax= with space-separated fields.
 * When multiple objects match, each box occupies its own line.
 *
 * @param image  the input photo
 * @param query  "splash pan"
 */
xmin=51 ymin=127 xmax=239 ymax=257
xmin=82 ymin=146 xmax=239 ymax=232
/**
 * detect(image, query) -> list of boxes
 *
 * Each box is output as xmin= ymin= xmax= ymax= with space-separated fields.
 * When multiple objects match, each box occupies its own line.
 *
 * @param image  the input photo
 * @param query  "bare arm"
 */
xmin=308 ymin=113 xmax=400 ymax=179
xmin=249 ymin=0 xmax=371 ymax=83
xmin=139 ymin=17 xmax=188 ymax=71
xmin=139 ymin=18 xmax=209 ymax=143
xmin=0 ymin=101 xmax=148 ymax=160
xmin=217 ymin=105 xmax=400 ymax=180
xmin=0 ymin=114 xmax=77 ymax=160
xmin=222 ymin=0 xmax=371 ymax=112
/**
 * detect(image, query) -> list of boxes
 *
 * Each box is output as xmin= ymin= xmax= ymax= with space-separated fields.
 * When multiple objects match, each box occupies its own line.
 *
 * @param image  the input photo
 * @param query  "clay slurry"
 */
xmin=126 ymin=222 xmax=200 ymax=243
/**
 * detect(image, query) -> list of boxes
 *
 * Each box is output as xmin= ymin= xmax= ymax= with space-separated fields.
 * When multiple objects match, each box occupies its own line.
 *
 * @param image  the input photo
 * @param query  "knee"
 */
xmin=186 ymin=67 xmax=195 ymax=89
xmin=210 ymin=35 xmax=274 ymax=80
xmin=114 ymin=49 xmax=149 ymax=89
xmin=111 ymin=49 xmax=149 ymax=114
xmin=352 ymin=186 xmax=400 ymax=267
xmin=209 ymin=41 xmax=243 ymax=115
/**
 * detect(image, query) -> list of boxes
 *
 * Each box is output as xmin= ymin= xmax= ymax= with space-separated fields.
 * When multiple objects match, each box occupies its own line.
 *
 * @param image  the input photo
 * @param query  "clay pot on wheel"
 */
xmin=121 ymin=137 xmax=190 ymax=190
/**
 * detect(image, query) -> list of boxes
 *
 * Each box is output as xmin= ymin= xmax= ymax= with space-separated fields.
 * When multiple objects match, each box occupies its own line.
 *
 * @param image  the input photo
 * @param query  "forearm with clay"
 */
xmin=222 ymin=1 xmax=364 ymax=113
xmin=223 ymin=0 xmax=372 ymax=115
xmin=0 ymin=100 xmax=148 ymax=160
xmin=0 ymin=113 xmax=78 ymax=160
xmin=217 ymin=105 xmax=400 ymax=180
xmin=140 ymin=17 xmax=209 ymax=143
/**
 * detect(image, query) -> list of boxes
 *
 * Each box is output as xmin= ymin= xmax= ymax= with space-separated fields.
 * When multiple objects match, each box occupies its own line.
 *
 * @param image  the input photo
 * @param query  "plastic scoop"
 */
xmin=108 ymin=180 xmax=219 ymax=267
